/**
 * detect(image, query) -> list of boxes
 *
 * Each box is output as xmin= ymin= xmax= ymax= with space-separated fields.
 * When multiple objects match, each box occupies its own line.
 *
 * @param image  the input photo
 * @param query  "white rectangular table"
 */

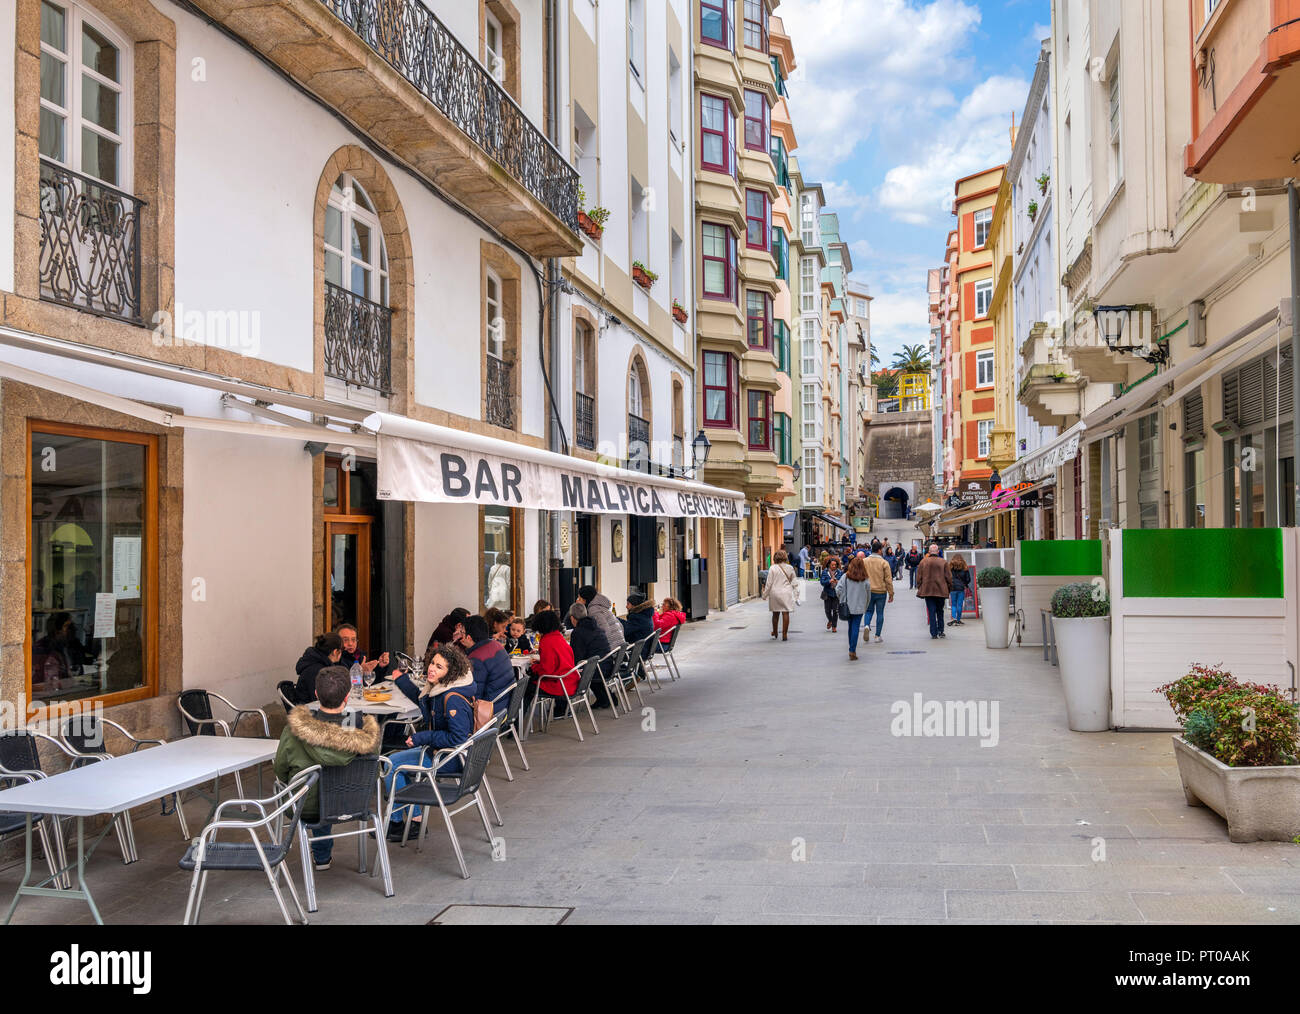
xmin=0 ymin=736 xmax=277 ymax=924
xmin=308 ymin=682 xmax=422 ymax=720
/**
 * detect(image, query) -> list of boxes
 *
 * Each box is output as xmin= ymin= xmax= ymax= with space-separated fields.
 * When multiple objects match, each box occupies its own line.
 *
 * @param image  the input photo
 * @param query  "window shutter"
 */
xmin=1237 ymin=358 xmax=1265 ymax=427
xmin=1182 ymin=390 xmax=1204 ymax=441
xmin=1222 ymin=370 xmax=1239 ymax=426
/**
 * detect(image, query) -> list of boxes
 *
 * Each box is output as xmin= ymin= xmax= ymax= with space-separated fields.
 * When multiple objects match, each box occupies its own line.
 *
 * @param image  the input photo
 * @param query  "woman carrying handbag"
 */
xmin=762 ymin=550 xmax=799 ymax=642
xmin=836 ymin=556 xmax=871 ymax=661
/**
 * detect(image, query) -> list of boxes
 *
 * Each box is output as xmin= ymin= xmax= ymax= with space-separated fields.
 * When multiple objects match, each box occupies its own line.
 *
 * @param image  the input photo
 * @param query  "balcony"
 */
xmin=485 ymin=355 xmax=515 ymax=429
xmin=38 ymin=159 xmax=144 ymax=324
xmin=627 ymin=413 xmax=650 ymax=473
xmin=189 ymin=0 xmax=580 ymax=257
xmin=1018 ymin=363 xmax=1085 ymax=430
xmin=1185 ymin=0 xmax=1300 ymax=182
xmin=575 ymin=391 xmax=595 ymax=451
xmin=324 ymin=281 xmax=393 ymax=392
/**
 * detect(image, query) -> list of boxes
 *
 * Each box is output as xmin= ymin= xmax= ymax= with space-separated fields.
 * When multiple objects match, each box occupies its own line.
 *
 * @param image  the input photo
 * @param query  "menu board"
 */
xmin=112 ymin=536 xmax=141 ymax=599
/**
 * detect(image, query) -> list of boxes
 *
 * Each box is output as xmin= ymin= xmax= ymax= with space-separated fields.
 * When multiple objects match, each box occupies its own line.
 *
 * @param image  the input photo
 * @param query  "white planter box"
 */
xmin=1172 ymin=736 xmax=1300 ymax=843
xmin=1053 ymin=614 xmax=1110 ymax=732
xmin=981 ymin=586 xmax=1010 ymax=649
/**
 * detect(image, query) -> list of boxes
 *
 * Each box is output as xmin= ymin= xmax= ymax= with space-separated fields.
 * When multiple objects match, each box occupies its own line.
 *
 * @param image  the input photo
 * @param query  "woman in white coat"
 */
xmin=762 ymin=549 xmax=800 ymax=642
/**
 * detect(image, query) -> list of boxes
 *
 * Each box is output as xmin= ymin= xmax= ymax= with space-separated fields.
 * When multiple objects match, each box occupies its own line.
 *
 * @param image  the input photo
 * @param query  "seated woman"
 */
xmin=568 ymin=602 xmax=615 ymax=710
xmin=653 ymin=597 xmax=687 ymax=651
xmin=294 ymin=632 xmax=343 ymax=704
xmin=526 ymin=610 xmax=578 ymax=720
xmin=424 ymin=607 xmax=471 ymax=656
xmin=386 ymin=644 xmax=476 ymax=839
xmin=502 ymin=617 xmax=533 ymax=655
xmin=484 ymin=607 xmax=511 ymax=643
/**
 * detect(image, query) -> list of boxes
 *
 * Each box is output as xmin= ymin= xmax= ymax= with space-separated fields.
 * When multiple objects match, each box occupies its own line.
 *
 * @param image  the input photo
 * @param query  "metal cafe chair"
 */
xmin=633 ymin=631 xmax=668 ymax=692
xmin=488 ymin=678 xmax=529 ymax=780
xmin=276 ymin=681 xmax=299 ymax=714
xmin=178 ymin=766 xmax=319 ymax=925
xmin=176 ymin=689 xmax=271 ymax=804
xmin=384 ymin=727 xmax=500 ymax=879
xmin=0 ymin=770 xmax=67 ymax=891
xmin=297 ymin=754 xmax=394 ymax=914
xmin=0 ymin=729 xmax=129 ymax=871
xmin=594 ymin=643 xmax=632 ymax=717
xmin=526 ymin=657 xmax=601 ymax=742
xmin=659 ymin=621 xmax=684 ymax=681
xmin=59 ymin=715 xmax=190 ymax=844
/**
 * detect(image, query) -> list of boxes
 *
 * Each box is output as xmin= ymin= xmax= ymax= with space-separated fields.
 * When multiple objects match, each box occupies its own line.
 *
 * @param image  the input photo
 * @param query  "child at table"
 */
xmin=503 ymin=617 xmax=533 ymax=655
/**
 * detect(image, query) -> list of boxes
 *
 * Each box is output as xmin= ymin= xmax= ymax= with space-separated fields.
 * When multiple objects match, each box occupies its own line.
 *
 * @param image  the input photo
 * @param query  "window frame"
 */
xmin=699 ymin=92 xmax=733 ymax=174
xmin=700 ymin=0 xmax=730 ymax=49
xmin=701 ymin=221 xmax=737 ymax=302
xmin=26 ymin=419 xmax=160 ymax=714
xmin=747 ymin=389 xmax=773 ymax=451
xmin=702 ymin=350 xmax=737 ymax=429
xmin=745 ymin=189 xmax=770 ymax=251
xmin=977 ymin=419 xmax=993 ymax=459
xmin=485 ymin=267 xmax=505 ymax=359
xmin=746 ymin=289 xmax=773 ymax=351
xmin=743 ymin=0 xmax=768 ymax=51
xmin=973 ymin=208 xmax=992 ymax=249
xmin=743 ymin=89 xmax=768 ymax=152
xmin=975 ymin=349 xmax=994 ymax=389
xmin=974 ymin=279 xmax=993 ymax=319
xmin=325 ymin=174 xmax=390 ymax=306
xmin=38 ymin=0 xmax=134 ymax=190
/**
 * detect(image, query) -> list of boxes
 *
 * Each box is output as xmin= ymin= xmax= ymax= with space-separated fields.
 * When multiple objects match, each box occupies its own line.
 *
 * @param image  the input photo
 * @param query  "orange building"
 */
xmin=947 ymin=166 xmax=1005 ymax=497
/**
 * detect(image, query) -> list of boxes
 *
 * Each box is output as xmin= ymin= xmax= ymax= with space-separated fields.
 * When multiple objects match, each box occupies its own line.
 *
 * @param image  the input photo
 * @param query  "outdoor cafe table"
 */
xmin=0 ymin=736 xmax=276 ymax=925
xmin=309 ymin=681 xmax=422 ymax=721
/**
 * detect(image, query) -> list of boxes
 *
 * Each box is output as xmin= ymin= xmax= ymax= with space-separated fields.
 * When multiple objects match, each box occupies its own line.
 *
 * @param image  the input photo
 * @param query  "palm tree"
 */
xmin=869 ymin=346 xmax=881 ymax=369
xmin=891 ymin=344 xmax=931 ymax=374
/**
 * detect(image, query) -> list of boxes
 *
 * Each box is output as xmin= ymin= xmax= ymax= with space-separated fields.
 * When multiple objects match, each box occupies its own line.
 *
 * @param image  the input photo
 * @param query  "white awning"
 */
xmin=364 ymin=412 xmax=745 ymax=520
xmin=1080 ymin=308 xmax=1280 ymax=442
xmin=1000 ymin=423 xmax=1085 ymax=486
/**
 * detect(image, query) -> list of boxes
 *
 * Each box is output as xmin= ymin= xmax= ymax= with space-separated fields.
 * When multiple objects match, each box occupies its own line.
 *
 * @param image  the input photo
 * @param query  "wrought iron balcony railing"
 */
xmin=575 ymin=391 xmax=595 ymax=450
xmin=319 ymin=0 xmax=579 ymax=232
xmin=324 ymin=281 xmax=393 ymax=393
xmin=486 ymin=355 xmax=515 ymax=429
xmin=628 ymin=413 xmax=650 ymax=473
xmin=38 ymin=158 xmax=144 ymax=324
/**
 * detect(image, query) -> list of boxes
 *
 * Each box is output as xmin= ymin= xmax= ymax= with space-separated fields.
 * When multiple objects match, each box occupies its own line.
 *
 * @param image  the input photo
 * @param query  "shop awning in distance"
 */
xmin=365 ymin=412 xmax=745 ymax=520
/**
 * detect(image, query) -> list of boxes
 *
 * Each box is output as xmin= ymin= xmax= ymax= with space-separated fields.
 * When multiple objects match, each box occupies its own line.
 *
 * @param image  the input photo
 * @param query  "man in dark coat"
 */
xmin=337 ymin=623 xmax=393 ymax=680
xmin=915 ymin=544 xmax=954 ymax=640
xmin=458 ymin=615 xmax=515 ymax=710
xmin=568 ymin=602 xmax=615 ymax=709
xmin=274 ymin=665 xmax=382 ymax=870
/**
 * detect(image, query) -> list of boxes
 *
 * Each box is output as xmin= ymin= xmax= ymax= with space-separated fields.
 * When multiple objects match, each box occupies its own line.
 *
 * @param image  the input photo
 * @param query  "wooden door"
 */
xmin=324 ymin=520 xmax=371 ymax=649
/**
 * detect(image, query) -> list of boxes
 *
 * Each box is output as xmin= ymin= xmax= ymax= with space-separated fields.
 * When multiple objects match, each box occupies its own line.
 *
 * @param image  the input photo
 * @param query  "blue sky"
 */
xmin=780 ymin=0 xmax=1051 ymax=367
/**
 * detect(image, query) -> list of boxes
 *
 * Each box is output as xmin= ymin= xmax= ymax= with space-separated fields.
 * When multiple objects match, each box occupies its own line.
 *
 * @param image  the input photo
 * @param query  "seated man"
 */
xmin=337 ymin=623 xmax=392 ymax=680
xmin=273 ymin=665 xmax=382 ymax=872
xmin=458 ymin=615 xmax=515 ymax=711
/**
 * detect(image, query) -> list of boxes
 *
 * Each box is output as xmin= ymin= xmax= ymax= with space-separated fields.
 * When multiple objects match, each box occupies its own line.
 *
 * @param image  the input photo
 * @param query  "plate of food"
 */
xmin=362 ymin=689 xmax=392 ymax=702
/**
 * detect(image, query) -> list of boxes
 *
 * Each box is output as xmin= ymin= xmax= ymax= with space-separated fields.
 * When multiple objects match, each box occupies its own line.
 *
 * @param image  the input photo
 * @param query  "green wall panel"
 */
xmin=1019 ymin=540 xmax=1104 ymax=577
xmin=1122 ymin=529 xmax=1284 ymax=598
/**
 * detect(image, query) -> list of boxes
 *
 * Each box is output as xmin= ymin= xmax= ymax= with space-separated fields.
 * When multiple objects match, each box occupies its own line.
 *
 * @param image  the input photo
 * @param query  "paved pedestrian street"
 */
xmin=8 ymin=594 xmax=1297 ymax=926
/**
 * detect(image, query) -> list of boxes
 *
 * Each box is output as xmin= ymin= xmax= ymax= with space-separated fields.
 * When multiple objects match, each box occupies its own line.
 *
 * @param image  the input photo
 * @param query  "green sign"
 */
xmin=1122 ymin=529 xmax=1284 ymax=598
xmin=1019 ymin=540 xmax=1104 ymax=577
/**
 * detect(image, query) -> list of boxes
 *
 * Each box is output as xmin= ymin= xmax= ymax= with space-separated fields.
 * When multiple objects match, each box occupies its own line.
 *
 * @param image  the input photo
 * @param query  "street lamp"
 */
xmin=792 ymin=460 xmax=802 ymax=482
xmin=691 ymin=430 xmax=712 ymax=472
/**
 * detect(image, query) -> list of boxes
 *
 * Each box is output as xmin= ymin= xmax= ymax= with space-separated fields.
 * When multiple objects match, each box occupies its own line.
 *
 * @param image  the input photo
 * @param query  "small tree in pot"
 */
xmin=1156 ymin=664 xmax=1300 ymax=842
xmin=1051 ymin=582 xmax=1110 ymax=732
xmin=976 ymin=567 xmax=1011 ymax=649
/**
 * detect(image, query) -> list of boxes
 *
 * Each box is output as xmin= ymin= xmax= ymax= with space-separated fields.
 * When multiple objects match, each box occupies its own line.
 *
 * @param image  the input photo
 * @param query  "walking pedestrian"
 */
xmin=905 ymin=545 xmax=921 ymax=589
xmin=762 ymin=550 xmax=799 ymax=642
xmin=797 ymin=544 xmax=810 ymax=578
xmin=863 ymin=544 xmax=895 ymax=644
xmin=836 ymin=556 xmax=871 ymax=661
xmin=819 ymin=557 xmax=842 ymax=633
xmin=915 ymin=544 xmax=953 ymax=640
xmin=948 ymin=555 xmax=973 ymax=626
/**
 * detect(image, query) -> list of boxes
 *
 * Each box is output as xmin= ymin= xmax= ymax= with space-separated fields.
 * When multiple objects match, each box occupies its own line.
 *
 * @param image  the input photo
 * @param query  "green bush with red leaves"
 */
xmin=1156 ymin=663 xmax=1299 ymax=768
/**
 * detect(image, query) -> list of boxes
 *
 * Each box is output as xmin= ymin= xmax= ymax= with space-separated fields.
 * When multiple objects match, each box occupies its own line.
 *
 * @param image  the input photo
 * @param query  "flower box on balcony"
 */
xmin=578 ymin=211 xmax=604 ymax=240
xmin=672 ymin=302 xmax=689 ymax=324
xmin=632 ymin=262 xmax=658 ymax=290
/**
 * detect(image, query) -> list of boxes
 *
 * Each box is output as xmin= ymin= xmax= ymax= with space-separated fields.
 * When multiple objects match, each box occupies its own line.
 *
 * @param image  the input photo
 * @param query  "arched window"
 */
xmin=38 ymin=0 xmax=131 ymax=188
xmin=628 ymin=364 xmax=645 ymax=419
xmin=627 ymin=357 xmax=650 ymax=472
xmin=326 ymin=174 xmax=389 ymax=306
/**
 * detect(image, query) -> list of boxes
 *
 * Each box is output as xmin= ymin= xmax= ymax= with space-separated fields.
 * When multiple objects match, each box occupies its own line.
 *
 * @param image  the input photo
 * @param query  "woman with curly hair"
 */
xmin=387 ymin=643 xmax=477 ymax=838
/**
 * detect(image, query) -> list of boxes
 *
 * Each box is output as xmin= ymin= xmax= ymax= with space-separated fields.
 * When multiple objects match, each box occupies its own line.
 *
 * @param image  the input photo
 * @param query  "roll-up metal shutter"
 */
xmin=723 ymin=520 xmax=740 ymax=606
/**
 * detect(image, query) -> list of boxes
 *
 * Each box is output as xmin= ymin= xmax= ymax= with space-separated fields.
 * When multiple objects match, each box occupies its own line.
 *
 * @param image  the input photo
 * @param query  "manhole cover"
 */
xmin=429 ymin=904 xmax=573 ymax=925
xmin=729 ymin=626 xmax=748 ymax=630
xmin=887 ymin=651 xmax=927 ymax=655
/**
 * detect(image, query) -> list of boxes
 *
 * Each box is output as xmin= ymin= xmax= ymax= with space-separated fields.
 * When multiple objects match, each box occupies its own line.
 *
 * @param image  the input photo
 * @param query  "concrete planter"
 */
xmin=1172 ymin=736 xmax=1300 ymax=843
xmin=981 ymin=586 xmax=1010 ymax=649
xmin=1052 ymin=614 xmax=1110 ymax=732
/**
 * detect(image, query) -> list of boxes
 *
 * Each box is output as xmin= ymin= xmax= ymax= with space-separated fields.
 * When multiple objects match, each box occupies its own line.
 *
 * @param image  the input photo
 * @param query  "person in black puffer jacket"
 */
xmin=568 ymin=602 xmax=615 ymax=710
xmin=294 ymin=632 xmax=343 ymax=704
xmin=620 ymin=590 xmax=656 ymax=660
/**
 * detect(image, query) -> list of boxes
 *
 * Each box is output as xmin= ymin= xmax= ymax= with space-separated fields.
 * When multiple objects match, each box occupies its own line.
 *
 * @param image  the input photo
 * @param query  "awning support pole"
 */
xmin=1290 ymin=181 xmax=1300 ymax=525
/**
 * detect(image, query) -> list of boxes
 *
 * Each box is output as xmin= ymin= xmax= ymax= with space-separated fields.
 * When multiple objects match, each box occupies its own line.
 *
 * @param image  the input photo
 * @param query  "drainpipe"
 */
xmin=1290 ymin=182 xmax=1300 ymax=525
xmin=545 ymin=0 xmax=563 ymax=604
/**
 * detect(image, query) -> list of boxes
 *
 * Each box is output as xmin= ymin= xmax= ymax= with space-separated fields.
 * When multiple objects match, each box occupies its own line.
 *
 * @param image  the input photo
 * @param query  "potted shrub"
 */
xmin=576 ymin=185 xmax=609 ymax=240
xmin=1156 ymin=665 xmax=1300 ymax=842
xmin=976 ymin=567 xmax=1011 ymax=650
xmin=1036 ymin=172 xmax=1050 ymax=195
xmin=1050 ymin=582 xmax=1110 ymax=732
xmin=632 ymin=261 xmax=658 ymax=290
xmin=672 ymin=300 xmax=689 ymax=324
xmin=1027 ymin=199 xmax=1039 ymax=222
